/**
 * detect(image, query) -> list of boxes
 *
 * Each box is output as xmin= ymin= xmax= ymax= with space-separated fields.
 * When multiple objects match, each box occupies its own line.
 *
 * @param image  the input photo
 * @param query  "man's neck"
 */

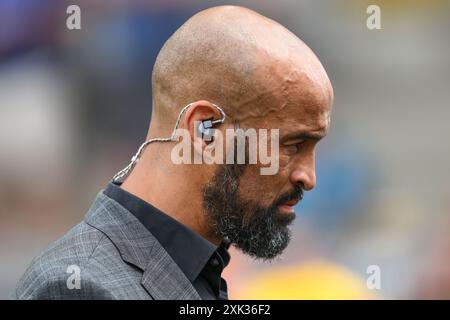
xmin=120 ymin=152 xmax=220 ymax=246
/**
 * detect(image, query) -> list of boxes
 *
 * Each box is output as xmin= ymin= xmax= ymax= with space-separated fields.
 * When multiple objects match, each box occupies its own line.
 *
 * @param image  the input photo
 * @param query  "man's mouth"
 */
xmin=275 ymin=187 xmax=304 ymax=215
xmin=278 ymin=197 xmax=301 ymax=213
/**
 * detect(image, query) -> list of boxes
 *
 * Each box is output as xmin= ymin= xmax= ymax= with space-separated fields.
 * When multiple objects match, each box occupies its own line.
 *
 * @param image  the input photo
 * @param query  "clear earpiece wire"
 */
xmin=112 ymin=102 xmax=226 ymax=182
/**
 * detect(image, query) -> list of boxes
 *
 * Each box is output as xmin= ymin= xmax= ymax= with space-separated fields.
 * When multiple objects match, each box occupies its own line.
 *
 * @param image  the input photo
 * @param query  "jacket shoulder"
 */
xmin=15 ymin=221 xmax=115 ymax=299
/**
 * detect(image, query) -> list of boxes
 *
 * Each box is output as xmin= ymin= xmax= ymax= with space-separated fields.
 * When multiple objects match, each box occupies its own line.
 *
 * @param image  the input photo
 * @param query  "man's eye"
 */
xmin=285 ymin=141 xmax=305 ymax=154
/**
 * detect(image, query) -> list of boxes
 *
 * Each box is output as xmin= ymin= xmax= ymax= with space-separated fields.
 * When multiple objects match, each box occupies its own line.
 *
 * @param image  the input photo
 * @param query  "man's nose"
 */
xmin=289 ymin=158 xmax=316 ymax=191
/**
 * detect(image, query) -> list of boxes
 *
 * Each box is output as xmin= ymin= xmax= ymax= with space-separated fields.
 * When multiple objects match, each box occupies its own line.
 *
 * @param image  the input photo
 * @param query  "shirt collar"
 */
xmin=103 ymin=181 xmax=220 ymax=282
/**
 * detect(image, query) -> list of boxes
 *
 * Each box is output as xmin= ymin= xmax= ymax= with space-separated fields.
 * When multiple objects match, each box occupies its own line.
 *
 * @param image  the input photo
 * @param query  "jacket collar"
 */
xmin=84 ymin=191 xmax=201 ymax=300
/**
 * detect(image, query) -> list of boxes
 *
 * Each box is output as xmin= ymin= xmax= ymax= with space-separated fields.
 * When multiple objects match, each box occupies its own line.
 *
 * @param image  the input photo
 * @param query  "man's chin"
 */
xmin=233 ymin=218 xmax=293 ymax=260
xmin=243 ymin=233 xmax=292 ymax=261
xmin=275 ymin=207 xmax=296 ymax=227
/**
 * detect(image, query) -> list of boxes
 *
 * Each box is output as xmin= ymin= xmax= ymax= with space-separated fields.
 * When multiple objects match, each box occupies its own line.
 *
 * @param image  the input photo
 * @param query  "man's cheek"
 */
xmin=278 ymin=154 xmax=291 ymax=173
xmin=240 ymin=166 xmax=286 ymax=205
xmin=238 ymin=165 xmax=271 ymax=200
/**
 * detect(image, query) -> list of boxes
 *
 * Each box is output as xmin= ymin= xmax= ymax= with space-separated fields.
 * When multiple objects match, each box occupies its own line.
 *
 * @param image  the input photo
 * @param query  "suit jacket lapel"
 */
xmin=84 ymin=191 xmax=201 ymax=300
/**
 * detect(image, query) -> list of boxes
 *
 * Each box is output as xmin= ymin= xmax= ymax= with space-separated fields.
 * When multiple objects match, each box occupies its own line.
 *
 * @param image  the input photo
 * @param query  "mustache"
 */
xmin=273 ymin=186 xmax=304 ymax=208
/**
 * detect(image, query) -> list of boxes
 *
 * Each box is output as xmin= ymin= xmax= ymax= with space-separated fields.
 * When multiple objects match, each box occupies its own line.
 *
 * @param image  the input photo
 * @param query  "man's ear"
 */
xmin=184 ymin=100 xmax=224 ymax=147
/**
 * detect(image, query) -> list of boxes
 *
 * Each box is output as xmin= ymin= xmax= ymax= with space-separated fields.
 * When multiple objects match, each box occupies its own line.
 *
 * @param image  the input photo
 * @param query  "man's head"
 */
xmin=144 ymin=6 xmax=333 ymax=260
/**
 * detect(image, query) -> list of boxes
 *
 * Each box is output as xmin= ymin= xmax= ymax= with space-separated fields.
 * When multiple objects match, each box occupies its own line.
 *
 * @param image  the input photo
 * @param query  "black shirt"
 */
xmin=103 ymin=181 xmax=231 ymax=300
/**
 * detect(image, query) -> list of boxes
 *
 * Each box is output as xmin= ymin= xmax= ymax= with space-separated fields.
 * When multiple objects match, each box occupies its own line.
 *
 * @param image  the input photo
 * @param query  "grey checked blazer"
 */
xmin=14 ymin=191 xmax=202 ymax=300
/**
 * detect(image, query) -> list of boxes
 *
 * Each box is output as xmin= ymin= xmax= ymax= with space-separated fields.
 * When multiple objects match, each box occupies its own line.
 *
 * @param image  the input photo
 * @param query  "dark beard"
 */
xmin=202 ymin=163 xmax=302 ymax=260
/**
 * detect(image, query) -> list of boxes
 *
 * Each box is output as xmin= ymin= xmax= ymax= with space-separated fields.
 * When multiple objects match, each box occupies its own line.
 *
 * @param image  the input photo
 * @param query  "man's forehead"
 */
xmin=278 ymin=107 xmax=331 ymax=140
xmin=275 ymin=83 xmax=332 ymax=125
xmin=234 ymin=77 xmax=332 ymax=123
xmin=230 ymin=49 xmax=333 ymax=128
xmin=234 ymin=91 xmax=332 ymax=138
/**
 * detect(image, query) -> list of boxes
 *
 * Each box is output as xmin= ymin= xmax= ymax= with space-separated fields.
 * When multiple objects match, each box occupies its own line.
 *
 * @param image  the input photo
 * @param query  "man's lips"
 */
xmin=276 ymin=188 xmax=304 ymax=214
xmin=281 ymin=197 xmax=301 ymax=207
xmin=277 ymin=197 xmax=301 ymax=214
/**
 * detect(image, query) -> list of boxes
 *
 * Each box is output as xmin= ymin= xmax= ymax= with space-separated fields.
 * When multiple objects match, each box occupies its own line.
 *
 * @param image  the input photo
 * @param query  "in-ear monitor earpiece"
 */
xmin=112 ymin=102 xmax=227 ymax=182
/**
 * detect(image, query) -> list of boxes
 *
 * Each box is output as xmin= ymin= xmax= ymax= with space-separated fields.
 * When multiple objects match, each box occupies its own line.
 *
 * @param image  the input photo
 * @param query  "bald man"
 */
xmin=15 ymin=6 xmax=333 ymax=300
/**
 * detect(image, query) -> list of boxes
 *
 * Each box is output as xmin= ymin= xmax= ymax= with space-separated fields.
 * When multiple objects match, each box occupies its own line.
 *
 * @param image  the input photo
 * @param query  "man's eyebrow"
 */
xmin=281 ymin=130 xmax=326 ymax=143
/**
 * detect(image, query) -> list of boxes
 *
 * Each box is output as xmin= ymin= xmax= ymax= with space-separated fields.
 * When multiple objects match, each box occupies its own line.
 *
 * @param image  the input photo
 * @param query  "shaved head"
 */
xmin=151 ymin=5 xmax=332 ymax=126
